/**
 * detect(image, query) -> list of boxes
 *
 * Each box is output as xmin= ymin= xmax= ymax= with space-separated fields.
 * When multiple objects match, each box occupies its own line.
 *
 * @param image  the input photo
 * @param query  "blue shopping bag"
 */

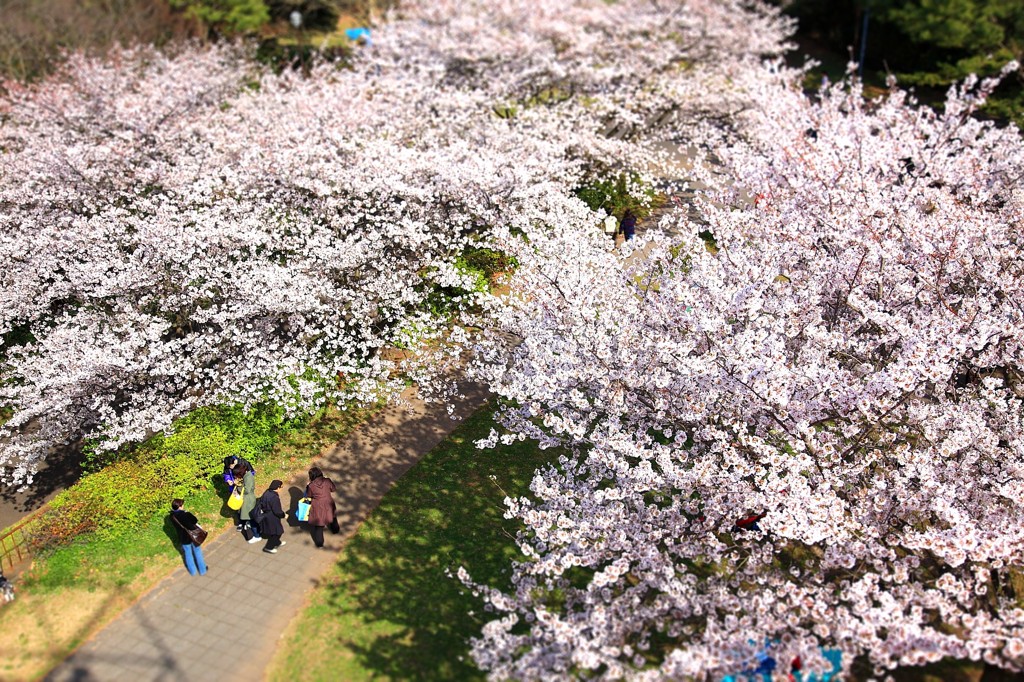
xmin=296 ymin=498 xmax=311 ymax=522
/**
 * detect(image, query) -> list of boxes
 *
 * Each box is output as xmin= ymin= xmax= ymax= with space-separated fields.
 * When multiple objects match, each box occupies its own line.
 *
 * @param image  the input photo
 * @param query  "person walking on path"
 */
xmin=233 ymin=462 xmax=262 ymax=543
xmin=306 ymin=466 xmax=340 ymax=548
xmin=621 ymin=209 xmax=637 ymax=241
xmin=603 ymin=214 xmax=618 ymax=245
xmin=169 ymin=498 xmax=207 ymax=576
xmin=257 ymin=479 xmax=287 ymax=554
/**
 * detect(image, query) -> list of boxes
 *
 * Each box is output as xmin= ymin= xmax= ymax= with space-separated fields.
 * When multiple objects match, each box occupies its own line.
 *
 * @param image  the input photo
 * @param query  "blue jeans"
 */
xmin=182 ymin=542 xmax=207 ymax=576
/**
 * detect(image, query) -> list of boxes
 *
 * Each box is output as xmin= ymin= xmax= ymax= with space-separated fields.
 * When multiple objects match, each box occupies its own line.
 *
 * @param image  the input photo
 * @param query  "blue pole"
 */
xmin=858 ymin=3 xmax=870 ymax=79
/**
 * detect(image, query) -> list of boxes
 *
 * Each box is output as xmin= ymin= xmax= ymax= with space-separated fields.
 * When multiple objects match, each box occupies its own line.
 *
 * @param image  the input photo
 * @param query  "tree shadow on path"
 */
xmin=309 ymin=405 xmax=557 ymax=681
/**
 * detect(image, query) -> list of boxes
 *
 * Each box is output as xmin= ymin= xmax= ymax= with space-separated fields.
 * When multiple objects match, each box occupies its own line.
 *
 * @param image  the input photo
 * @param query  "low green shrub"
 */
xmin=457 ymin=247 xmax=516 ymax=284
xmin=29 ymin=497 xmax=100 ymax=547
xmin=575 ymin=171 xmax=658 ymax=221
xmin=421 ymin=245 xmax=516 ymax=317
xmin=169 ymin=0 xmax=270 ymax=35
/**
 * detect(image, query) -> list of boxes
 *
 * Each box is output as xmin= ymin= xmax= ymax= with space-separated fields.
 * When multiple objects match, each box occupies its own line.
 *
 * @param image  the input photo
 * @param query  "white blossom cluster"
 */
xmin=465 ymin=54 xmax=1024 ymax=681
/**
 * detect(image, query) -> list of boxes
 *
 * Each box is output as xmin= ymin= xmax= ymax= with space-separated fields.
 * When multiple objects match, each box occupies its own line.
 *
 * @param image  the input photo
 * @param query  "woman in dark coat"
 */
xmin=621 ymin=209 xmax=637 ymax=241
xmin=306 ymin=466 xmax=340 ymax=548
xmin=257 ymin=480 xmax=287 ymax=554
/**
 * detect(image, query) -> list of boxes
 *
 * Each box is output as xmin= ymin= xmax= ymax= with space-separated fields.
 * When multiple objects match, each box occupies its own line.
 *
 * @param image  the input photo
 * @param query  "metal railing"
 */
xmin=0 ymin=516 xmax=34 ymax=572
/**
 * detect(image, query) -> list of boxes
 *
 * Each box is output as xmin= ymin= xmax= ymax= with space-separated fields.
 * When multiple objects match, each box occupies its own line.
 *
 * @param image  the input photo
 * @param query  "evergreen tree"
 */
xmin=781 ymin=0 xmax=1023 ymax=123
xmin=169 ymin=0 xmax=271 ymax=35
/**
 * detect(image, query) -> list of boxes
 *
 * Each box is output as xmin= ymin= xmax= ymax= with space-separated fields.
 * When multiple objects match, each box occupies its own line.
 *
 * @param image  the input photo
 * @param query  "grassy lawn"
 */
xmin=0 ymin=402 xmax=375 ymax=682
xmin=267 ymin=404 xmax=554 ymax=682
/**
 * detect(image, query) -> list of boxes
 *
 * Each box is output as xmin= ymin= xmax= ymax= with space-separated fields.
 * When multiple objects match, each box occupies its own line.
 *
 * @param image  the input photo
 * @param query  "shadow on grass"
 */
xmin=886 ymin=658 xmax=1024 ymax=682
xmin=308 ymin=404 xmax=555 ymax=681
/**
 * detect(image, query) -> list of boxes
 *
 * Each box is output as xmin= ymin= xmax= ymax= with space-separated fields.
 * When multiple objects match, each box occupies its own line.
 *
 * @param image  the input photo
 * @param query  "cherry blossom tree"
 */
xmin=0 ymin=0 xmax=789 ymax=489
xmin=0 ymin=43 xmax=510 ymax=483
xmin=15 ymin=1 xmax=1018 ymax=679
xmin=466 ymin=61 xmax=1024 ymax=679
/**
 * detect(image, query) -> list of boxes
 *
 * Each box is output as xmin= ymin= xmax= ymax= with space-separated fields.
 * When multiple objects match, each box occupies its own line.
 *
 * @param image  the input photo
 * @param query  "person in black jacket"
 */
xmin=621 ymin=209 xmax=637 ymax=241
xmin=170 ymin=499 xmax=207 ymax=576
xmin=257 ymin=480 xmax=287 ymax=554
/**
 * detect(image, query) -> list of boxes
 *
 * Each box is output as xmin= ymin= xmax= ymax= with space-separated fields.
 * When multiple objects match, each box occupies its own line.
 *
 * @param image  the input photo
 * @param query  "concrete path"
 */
xmin=46 ymin=379 xmax=490 ymax=682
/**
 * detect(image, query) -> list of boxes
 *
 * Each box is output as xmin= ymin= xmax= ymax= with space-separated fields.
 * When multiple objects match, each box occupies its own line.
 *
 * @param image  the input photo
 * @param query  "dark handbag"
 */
xmin=251 ymin=499 xmax=266 ymax=526
xmin=172 ymin=512 xmax=209 ymax=546
xmin=188 ymin=526 xmax=209 ymax=546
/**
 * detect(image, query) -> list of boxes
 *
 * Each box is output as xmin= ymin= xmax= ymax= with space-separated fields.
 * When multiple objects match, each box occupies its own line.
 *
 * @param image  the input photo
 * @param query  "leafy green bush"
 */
xmin=154 ymin=401 xmax=299 ymax=463
xmin=457 ymin=247 xmax=517 ymax=284
xmin=169 ymin=0 xmax=270 ymax=35
xmin=420 ymin=246 xmax=516 ymax=317
xmin=45 ymin=459 xmax=167 ymax=538
xmin=575 ymin=172 xmax=658 ymax=221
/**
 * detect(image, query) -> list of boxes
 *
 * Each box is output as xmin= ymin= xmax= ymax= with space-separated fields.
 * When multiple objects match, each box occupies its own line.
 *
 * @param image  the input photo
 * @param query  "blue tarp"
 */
xmin=344 ymin=27 xmax=371 ymax=44
xmin=721 ymin=647 xmax=842 ymax=682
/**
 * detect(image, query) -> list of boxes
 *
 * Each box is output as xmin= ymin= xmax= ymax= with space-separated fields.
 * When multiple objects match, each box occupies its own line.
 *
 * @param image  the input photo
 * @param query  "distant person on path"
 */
xmin=233 ymin=463 xmax=261 ymax=543
xmin=257 ymin=480 xmax=287 ymax=554
xmin=306 ymin=466 xmax=340 ymax=548
xmin=170 ymin=499 xmax=207 ymax=576
xmin=621 ymin=209 xmax=637 ymax=241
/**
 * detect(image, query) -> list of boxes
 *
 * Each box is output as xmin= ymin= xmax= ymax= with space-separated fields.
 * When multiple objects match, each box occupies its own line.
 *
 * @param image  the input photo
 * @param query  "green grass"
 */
xmin=18 ymin=485 xmax=237 ymax=593
xmin=269 ymin=405 xmax=556 ymax=682
xmin=21 ymin=504 xmax=196 ymax=593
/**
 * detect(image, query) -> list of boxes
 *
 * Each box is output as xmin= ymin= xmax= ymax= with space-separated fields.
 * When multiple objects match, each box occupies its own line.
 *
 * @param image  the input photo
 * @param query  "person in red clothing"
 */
xmin=306 ymin=466 xmax=340 ymax=548
xmin=734 ymin=512 xmax=766 ymax=532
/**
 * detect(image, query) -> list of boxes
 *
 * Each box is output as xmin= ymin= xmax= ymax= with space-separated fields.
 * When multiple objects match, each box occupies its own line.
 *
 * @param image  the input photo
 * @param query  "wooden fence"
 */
xmin=0 ymin=516 xmax=34 ymax=572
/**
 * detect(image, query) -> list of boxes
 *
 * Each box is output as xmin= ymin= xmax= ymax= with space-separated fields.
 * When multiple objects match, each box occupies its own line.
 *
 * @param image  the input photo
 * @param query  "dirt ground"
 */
xmin=0 ymin=569 xmax=165 ymax=682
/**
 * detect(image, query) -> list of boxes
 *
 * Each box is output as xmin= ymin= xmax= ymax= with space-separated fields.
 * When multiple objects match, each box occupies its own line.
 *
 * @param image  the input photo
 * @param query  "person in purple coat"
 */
xmin=306 ymin=466 xmax=340 ymax=548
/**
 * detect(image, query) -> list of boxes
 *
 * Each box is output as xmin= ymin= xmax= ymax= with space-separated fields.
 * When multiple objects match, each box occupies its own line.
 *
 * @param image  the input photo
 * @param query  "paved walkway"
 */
xmin=47 ymin=379 xmax=490 ymax=682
